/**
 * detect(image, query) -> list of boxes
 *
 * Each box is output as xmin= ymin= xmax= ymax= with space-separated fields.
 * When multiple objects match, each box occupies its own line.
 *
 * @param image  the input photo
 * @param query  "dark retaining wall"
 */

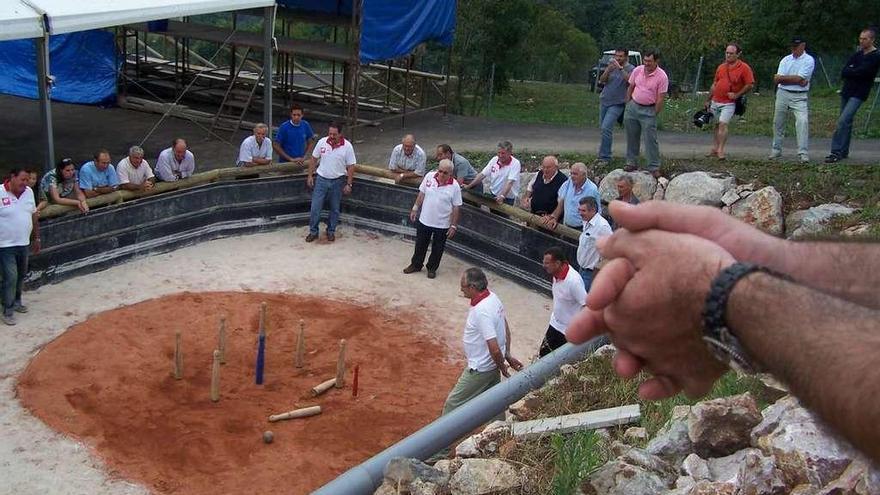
xmin=29 ymin=176 xmax=579 ymax=295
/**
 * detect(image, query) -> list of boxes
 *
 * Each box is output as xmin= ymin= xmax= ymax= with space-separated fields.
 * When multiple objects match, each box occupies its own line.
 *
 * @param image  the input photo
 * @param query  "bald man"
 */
xmin=389 ymin=134 xmax=427 ymax=184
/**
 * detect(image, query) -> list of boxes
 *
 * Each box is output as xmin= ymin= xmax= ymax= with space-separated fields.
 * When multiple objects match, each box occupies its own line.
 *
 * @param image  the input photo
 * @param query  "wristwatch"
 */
xmin=701 ymin=262 xmax=770 ymax=374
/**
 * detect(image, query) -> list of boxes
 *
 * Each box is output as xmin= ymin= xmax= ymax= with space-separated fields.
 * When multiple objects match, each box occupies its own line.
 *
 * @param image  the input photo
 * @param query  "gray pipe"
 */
xmin=312 ymin=338 xmax=606 ymax=495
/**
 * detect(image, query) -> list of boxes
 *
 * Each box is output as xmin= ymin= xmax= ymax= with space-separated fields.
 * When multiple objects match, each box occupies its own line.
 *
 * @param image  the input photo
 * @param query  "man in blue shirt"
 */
xmin=273 ymin=104 xmax=315 ymax=163
xmin=542 ymin=162 xmax=602 ymax=230
xmin=78 ymin=149 xmax=119 ymax=198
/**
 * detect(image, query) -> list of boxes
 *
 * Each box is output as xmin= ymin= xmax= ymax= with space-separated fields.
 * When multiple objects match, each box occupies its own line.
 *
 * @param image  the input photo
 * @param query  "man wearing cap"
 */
xmin=388 ymin=134 xmax=427 ymax=184
xmin=826 ymin=27 xmax=880 ymax=163
xmin=624 ymin=51 xmax=669 ymax=178
xmin=403 ymin=159 xmax=462 ymax=279
xmin=705 ymin=43 xmax=755 ymax=160
xmin=770 ymin=37 xmax=815 ymax=163
xmin=538 ymin=247 xmax=587 ymax=357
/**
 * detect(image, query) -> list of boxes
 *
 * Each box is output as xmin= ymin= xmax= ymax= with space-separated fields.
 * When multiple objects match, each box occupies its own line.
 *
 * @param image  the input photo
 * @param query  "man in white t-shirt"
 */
xmin=577 ymin=196 xmax=612 ymax=291
xmin=1 ymin=169 xmax=40 ymax=326
xmin=538 ymin=246 xmax=587 ymax=357
xmin=463 ymin=140 xmax=521 ymax=205
xmin=237 ymin=123 xmax=273 ymax=167
xmin=388 ymin=134 xmax=427 ymax=184
xmin=305 ymin=122 xmax=357 ymax=243
xmin=429 ymin=268 xmax=524 ymax=460
xmin=403 ymin=159 xmax=462 ymax=279
xmin=116 ymin=146 xmax=155 ymax=191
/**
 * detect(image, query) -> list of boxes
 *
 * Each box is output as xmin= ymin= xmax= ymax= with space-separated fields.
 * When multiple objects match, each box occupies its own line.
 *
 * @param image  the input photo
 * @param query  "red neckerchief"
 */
xmin=553 ymin=262 xmax=570 ymax=282
xmin=3 ymin=179 xmax=24 ymax=199
xmin=470 ymin=289 xmax=491 ymax=307
xmin=497 ymin=155 xmax=513 ymax=167
xmin=328 ymin=137 xmax=346 ymax=150
xmin=434 ymin=173 xmax=454 ymax=186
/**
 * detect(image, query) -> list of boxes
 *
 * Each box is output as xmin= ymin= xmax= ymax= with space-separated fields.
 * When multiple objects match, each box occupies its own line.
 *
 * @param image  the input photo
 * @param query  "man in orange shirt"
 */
xmin=705 ymin=43 xmax=755 ymax=160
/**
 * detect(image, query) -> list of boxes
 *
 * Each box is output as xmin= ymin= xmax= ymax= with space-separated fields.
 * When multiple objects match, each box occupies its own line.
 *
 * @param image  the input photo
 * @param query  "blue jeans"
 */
xmin=308 ymin=175 xmax=345 ymax=235
xmin=0 ymin=245 xmax=28 ymax=316
xmin=830 ymin=96 xmax=864 ymax=158
xmin=599 ymin=103 xmax=625 ymax=160
xmin=579 ymin=268 xmax=595 ymax=292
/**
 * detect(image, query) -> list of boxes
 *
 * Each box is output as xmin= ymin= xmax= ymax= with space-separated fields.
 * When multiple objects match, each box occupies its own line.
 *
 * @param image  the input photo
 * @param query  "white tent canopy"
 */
xmin=0 ymin=1 xmax=44 ymax=41
xmin=0 ymin=0 xmax=274 ymax=40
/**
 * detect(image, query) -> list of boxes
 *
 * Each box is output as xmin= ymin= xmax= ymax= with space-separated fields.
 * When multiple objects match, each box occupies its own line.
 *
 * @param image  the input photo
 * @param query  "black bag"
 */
xmin=734 ymin=95 xmax=747 ymax=116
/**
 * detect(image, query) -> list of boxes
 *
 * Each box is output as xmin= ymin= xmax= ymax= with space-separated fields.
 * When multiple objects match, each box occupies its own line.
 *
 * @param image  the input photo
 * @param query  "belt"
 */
xmin=779 ymin=88 xmax=808 ymax=93
xmin=632 ymin=101 xmax=656 ymax=106
xmin=581 ymin=267 xmax=595 ymax=272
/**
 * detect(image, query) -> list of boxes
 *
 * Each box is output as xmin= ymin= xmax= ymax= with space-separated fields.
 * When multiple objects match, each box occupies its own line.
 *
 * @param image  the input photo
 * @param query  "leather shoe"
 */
xmin=305 ymin=233 xmax=318 ymax=242
xmin=327 ymin=233 xmax=335 ymax=242
xmin=427 ymin=271 xmax=436 ymax=279
xmin=403 ymin=265 xmax=421 ymax=274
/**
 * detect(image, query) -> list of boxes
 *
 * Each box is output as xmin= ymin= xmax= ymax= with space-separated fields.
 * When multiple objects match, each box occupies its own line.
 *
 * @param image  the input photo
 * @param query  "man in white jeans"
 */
xmin=770 ymin=37 xmax=815 ymax=163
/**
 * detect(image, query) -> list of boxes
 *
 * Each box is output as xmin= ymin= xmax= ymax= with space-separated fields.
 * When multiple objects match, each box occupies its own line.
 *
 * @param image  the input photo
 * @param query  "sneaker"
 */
xmin=824 ymin=154 xmax=841 ymax=163
xmin=767 ymin=151 xmax=782 ymax=160
xmin=13 ymin=303 xmax=28 ymax=314
xmin=650 ymin=169 xmax=662 ymax=179
xmin=623 ymin=163 xmax=638 ymax=172
xmin=427 ymin=271 xmax=437 ymax=279
xmin=2 ymin=314 xmax=15 ymax=326
xmin=798 ymin=154 xmax=810 ymax=164
xmin=403 ymin=265 xmax=421 ymax=274
xmin=305 ymin=233 xmax=318 ymax=242
xmin=327 ymin=233 xmax=335 ymax=242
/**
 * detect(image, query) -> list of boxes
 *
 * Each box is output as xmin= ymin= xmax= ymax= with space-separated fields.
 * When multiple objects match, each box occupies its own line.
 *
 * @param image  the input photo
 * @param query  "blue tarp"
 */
xmin=277 ymin=0 xmax=456 ymax=63
xmin=0 ymin=30 xmax=118 ymax=105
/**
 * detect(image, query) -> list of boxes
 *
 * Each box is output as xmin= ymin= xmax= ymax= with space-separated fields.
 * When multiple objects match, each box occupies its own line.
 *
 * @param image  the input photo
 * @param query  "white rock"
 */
xmin=788 ymin=203 xmax=855 ymax=239
xmin=721 ymin=188 xmax=742 ymax=207
xmin=624 ymin=427 xmax=649 ymax=443
xmin=653 ymin=177 xmax=669 ymax=201
xmin=681 ymin=453 xmax=710 ymax=480
xmin=647 ymin=406 xmax=694 ymax=464
xmin=688 ymin=393 xmax=762 ymax=457
xmin=454 ymin=437 xmax=479 ymax=458
xmin=593 ymin=344 xmax=617 ymax=359
xmin=448 ymin=458 xmax=521 ymax=495
xmin=587 ymin=459 xmax=671 ymax=495
xmin=664 ymin=172 xmax=736 ymax=206
xmin=729 ymin=186 xmax=784 ymax=236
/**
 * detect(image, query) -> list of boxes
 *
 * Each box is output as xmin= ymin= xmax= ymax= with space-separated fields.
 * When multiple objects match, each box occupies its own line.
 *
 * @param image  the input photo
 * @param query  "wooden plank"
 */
xmin=511 ymin=405 xmax=641 ymax=440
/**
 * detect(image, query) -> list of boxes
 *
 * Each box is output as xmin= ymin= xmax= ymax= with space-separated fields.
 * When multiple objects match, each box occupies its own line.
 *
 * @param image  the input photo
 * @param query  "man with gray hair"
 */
xmin=389 ymin=134 xmax=427 ymax=183
xmin=610 ymin=174 xmax=639 ymax=229
xmin=464 ymin=140 xmax=521 ymax=205
xmin=577 ymin=196 xmax=612 ymax=290
xmin=404 ymin=159 xmax=462 ymax=279
xmin=238 ymin=123 xmax=273 ymax=167
xmin=542 ymin=162 xmax=602 ymax=230
xmin=432 ymin=267 xmax=523 ymax=456
xmin=116 ymin=146 xmax=155 ymax=191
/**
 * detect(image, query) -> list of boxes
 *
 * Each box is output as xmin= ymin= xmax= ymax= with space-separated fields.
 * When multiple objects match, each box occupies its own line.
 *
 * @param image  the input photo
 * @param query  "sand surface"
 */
xmin=0 ymin=226 xmax=551 ymax=495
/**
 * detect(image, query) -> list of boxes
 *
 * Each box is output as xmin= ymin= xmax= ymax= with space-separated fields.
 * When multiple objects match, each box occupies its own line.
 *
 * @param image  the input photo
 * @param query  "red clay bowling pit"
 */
xmin=17 ymin=291 xmax=461 ymax=494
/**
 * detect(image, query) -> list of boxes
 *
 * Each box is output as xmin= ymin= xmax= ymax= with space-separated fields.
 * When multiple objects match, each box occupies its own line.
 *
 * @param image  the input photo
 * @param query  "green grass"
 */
xmin=550 ymin=430 xmax=603 ymax=495
xmin=485 ymin=81 xmax=880 ymax=139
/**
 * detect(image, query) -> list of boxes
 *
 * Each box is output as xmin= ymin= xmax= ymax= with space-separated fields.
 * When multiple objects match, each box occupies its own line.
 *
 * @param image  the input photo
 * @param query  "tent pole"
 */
xmin=35 ymin=34 xmax=55 ymax=173
xmin=263 ymin=5 xmax=275 ymax=127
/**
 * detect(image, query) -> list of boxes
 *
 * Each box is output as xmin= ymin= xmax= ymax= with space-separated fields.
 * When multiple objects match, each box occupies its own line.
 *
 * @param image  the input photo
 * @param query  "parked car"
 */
xmin=589 ymin=50 xmax=643 ymax=92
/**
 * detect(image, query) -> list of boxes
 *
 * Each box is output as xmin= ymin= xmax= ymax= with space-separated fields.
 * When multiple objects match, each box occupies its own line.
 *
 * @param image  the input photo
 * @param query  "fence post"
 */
xmin=693 ymin=56 xmax=704 ymax=96
xmin=487 ymin=63 xmax=496 ymax=116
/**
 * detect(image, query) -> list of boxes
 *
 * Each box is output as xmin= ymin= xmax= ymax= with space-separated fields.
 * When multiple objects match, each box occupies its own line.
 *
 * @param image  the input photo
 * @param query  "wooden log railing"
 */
xmin=40 ymin=163 xmax=580 ymax=242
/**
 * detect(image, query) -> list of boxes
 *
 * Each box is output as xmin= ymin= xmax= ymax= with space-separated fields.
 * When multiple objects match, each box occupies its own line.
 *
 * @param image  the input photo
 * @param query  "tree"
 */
xmin=520 ymin=8 xmax=599 ymax=82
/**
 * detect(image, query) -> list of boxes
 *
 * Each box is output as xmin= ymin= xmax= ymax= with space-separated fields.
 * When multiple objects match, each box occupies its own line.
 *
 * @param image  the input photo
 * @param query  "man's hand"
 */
xmin=31 ymin=238 xmax=41 ymax=255
xmin=343 ymin=183 xmax=353 ymax=196
xmin=604 ymin=200 xmax=780 ymax=268
xmin=78 ymin=200 xmax=89 ymax=213
xmin=521 ymin=196 xmax=531 ymax=209
xmin=798 ymin=78 xmax=808 ymax=87
xmin=447 ymin=226 xmax=457 ymax=239
xmin=506 ymin=355 xmax=524 ymax=371
xmin=500 ymin=362 xmax=510 ymax=378
xmin=566 ymin=228 xmax=735 ymax=400
xmin=542 ymin=215 xmax=558 ymax=230
xmin=495 ymin=194 xmax=505 ymax=204
xmin=144 ymin=181 xmax=154 ymax=191
xmin=409 ymin=209 xmax=418 ymax=223
xmin=306 ymin=175 xmax=315 ymax=190
xmin=727 ymin=92 xmax=737 ymax=100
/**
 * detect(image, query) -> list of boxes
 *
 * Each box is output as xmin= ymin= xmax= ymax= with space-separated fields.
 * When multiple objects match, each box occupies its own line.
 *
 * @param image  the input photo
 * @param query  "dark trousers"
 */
xmin=0 ymin=245 xmax=28 ymax=316
xmin=539 ymin=324 xmax=568 ymax=358
xmin=411 ymin=221 xmax=449 ymax=271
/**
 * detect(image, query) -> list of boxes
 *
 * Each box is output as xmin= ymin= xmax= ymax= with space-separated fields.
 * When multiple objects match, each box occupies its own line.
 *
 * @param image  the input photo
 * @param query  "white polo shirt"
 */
xmin=418 ymin=171 xmax=463 ymax=229
xmin=549 ymin=263 xmax=587 ymax=335
xmin=480 ymin=156 xmax=521 ymax=199
xmin=312 ymin=137 xmax=357 ymax=179
xmin=463 ymin=291 xmax=507 ymax=372
xmin=237 ymin=135 xmax=273 ymax=166
xmin=577 ymin=213 xmax=613 ymax=271
xmin=116 ymin=157 xmax=155 ymax=185
xmin=388 ymin=143 xmax=427 ymax=176
xmin=0 ymin=184 xmax=35 ymax=248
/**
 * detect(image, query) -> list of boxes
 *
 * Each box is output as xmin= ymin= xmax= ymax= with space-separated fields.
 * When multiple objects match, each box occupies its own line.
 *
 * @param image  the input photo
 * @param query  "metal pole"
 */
xmin=443 ymin=45 xmax=452 ymax=115
xmin=263 ymin=5 xmax=276 ymax=127
xmin=863 ymin=79 xmax=880 ymax=134
xmin=36 ymin=34 xmax=55 ymax=173
xmin=693 ymin=56 xmax=704 ymax=95
xmin=818 ymin=56 xmax=833 ymax=88
xmin=312 ymin=338 xmax=606 ymax=495
xmin=487 ymin=62 xmax=495 ymax=116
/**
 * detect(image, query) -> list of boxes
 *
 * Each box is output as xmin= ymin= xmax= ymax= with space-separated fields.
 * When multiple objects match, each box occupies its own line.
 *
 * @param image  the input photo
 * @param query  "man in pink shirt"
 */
xmin=623 ymin=51 xmax=669 ymax=178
